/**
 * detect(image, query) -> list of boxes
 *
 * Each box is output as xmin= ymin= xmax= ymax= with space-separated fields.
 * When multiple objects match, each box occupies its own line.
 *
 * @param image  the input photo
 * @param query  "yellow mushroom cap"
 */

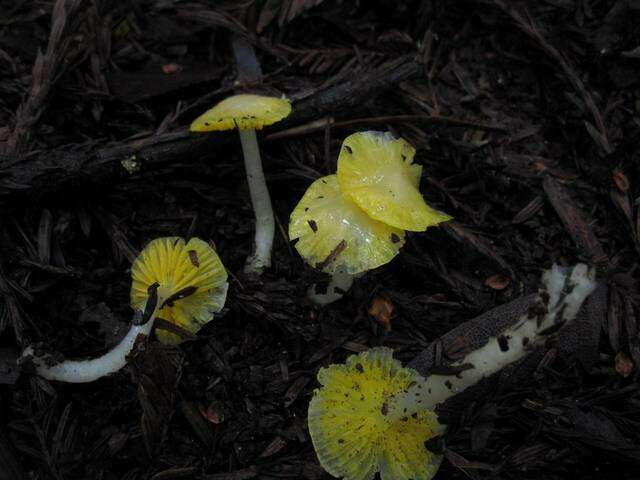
xmin=337 ymin=131 xmax=452 ymax=231
xmin=288 ymin=175 xmax=405 ymax=275
xmin=308 ymin=347 xmax=444 ymax=480
xmin=130 ymin=237 xmax=228 ymax=344
xmin=190 ymin=94 xmax=292 ymax=132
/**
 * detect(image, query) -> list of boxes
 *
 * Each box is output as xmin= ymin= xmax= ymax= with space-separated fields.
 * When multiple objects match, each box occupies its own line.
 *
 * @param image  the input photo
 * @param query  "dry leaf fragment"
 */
xmin=613 ymin=169 xmax=629 ymax=193
xmin=485 ymin=272 xmax=511 ymax=290
xmin=162 ymin=63 xmax=182 ymax=74
xmin=199 ymin=401 xmax=225 ymax=424
xmin=368 ymin=296 xmax=394 ymax=331
xmin=615 ymin=351 xmax=634 ymax=378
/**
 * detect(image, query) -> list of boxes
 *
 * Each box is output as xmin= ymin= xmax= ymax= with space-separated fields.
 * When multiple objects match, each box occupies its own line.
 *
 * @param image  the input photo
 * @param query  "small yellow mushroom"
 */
xmin=191 ymin=94 xmax=292 ymax=274
xmin=190 ymin=94 xmax=291 ymax=132
xmin=308 ymin=347 xmax=444 ymax=480
xmin=337 ymin=131 xmax=451 ymax=231
xmin=130 ymin=237 xmax=228 ymax=344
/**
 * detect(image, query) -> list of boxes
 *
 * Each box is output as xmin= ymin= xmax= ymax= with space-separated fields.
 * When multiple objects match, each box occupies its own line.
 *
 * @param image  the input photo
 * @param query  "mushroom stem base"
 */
xmin=419 ymin=264 xmax=597 ymax=409
xmin=238 ymin=128 xmax=275 ymax=274
xmin=21 ymin=300 xmax=159 ymax=383
xmin=308 ymin=268 xmax=357 ymax=306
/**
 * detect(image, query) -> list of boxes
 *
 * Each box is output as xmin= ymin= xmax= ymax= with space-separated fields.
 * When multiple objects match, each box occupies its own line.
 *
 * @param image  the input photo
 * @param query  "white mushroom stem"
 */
xmin=21 ymin=298 xmax=162 ymax=383
xmin=388 ymin=264 xmax=597 ymax=420
xmin=308 ymin=268 xmax=358 ymax=306
xmin=238 ymin=128 xmax=275 ymax=274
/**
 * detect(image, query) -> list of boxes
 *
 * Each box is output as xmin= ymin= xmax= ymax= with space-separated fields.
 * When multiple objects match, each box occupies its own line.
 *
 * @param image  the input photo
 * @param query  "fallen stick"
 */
xmin=0 ymin=56 xmax=421 ymax=208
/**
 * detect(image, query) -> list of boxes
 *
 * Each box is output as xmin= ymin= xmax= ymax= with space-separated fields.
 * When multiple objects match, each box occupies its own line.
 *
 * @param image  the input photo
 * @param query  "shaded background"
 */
xmin=0 ymin=1 xmax=639 ymax=479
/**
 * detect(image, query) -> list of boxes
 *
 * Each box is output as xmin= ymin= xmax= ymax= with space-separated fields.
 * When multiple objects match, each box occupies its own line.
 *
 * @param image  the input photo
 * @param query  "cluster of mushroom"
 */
xmin=15 ymin=92 xmax=604 ymax=480
xmin=21 ymin=239 xmax=600 ymax=480
xmin=22 ymin=92 xmax=291 ymax=381
xmin=289 ymin=131 xmax=451 ymax=305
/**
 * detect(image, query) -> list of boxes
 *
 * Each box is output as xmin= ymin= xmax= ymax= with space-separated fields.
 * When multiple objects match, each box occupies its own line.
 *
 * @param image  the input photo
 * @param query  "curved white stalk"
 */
xmin=389 ymin=264 xmax=597 ymax=418
xmin=21 ymin=296 xmax=162 ymax=383
xmin=308 ymin=267 xmax=357 ymax=306
xmin=239 ymin=128 xmax=275 ymax=274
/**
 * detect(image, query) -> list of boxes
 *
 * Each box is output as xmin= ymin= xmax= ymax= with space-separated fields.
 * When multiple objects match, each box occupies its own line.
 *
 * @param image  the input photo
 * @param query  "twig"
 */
xmin=0 ymin=56 xmax=422 ymax=208
xmin=1 ymin=0 xmax=83 ymax=155
xmin=265 ymin=114 xmax=505 ymax=141
xmin=289 ymin=55 xmax=420 ymax=126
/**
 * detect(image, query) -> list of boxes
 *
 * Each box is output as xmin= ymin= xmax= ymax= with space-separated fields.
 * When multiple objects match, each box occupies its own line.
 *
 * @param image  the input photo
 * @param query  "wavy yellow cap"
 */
xmin=190 ymin=94 xmax=291 ymax=132
xmin=130 ymin=237 xmax=228 ymax=344
xmin=288 ymin=175 xmax=405 ymax=275
xmin=308 ymin=347 xmax=444 ymax=480
xmin=337 ymin=131 xmax=452 ymax=231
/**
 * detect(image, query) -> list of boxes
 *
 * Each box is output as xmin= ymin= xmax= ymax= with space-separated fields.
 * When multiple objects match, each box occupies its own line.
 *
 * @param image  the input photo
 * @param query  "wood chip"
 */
xmin=512 ymin=195 xmax=544 ymax=224
xmin=444 ymin=222 xmax=512 ymax=274
xmin=178 ymin=399 xmax=215 ymax=449
xmin=613 ymin=169 xmax=629 ymax=192
xmin=204 ymin=466 xmax=258 ymax=480
xmin=543 ymin=177 xmax=607 ymax=264
xmin=259 ymin=436 xmax=287 ymax=457
xmin=37 ymin=208 xmax=53 ymax=264
xmin=151 ymin=467 xmax=198 ymax=480
xmin=284 ymin=376 xmax=310 ymax=407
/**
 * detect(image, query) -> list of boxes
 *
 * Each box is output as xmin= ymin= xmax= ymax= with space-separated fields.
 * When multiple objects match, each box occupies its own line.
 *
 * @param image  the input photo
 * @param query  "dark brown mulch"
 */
xmin=1 ymin=1 xmax=639 ymax=479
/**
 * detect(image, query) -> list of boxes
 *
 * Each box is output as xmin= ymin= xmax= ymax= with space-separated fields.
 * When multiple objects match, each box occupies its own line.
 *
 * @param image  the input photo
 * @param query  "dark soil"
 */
xmin=1 ymin=1 xmax=639 ymax=479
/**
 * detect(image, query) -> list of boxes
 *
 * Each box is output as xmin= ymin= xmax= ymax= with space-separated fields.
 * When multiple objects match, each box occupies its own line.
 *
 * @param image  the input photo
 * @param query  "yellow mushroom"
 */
xmin=190 ymin=94 xmax=291 ymax=132
xmin=130 ymin=237 xmax=228 ymax=344
xmin=308 ymin=347 xmax=444 ymax=480
xmin=289 ymin=175 xmax=404 ymax=304
xmin=190 ymin=94 xmax=292 ymax=274
xmin=337 ymin=131 xmax=451 ymax=231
